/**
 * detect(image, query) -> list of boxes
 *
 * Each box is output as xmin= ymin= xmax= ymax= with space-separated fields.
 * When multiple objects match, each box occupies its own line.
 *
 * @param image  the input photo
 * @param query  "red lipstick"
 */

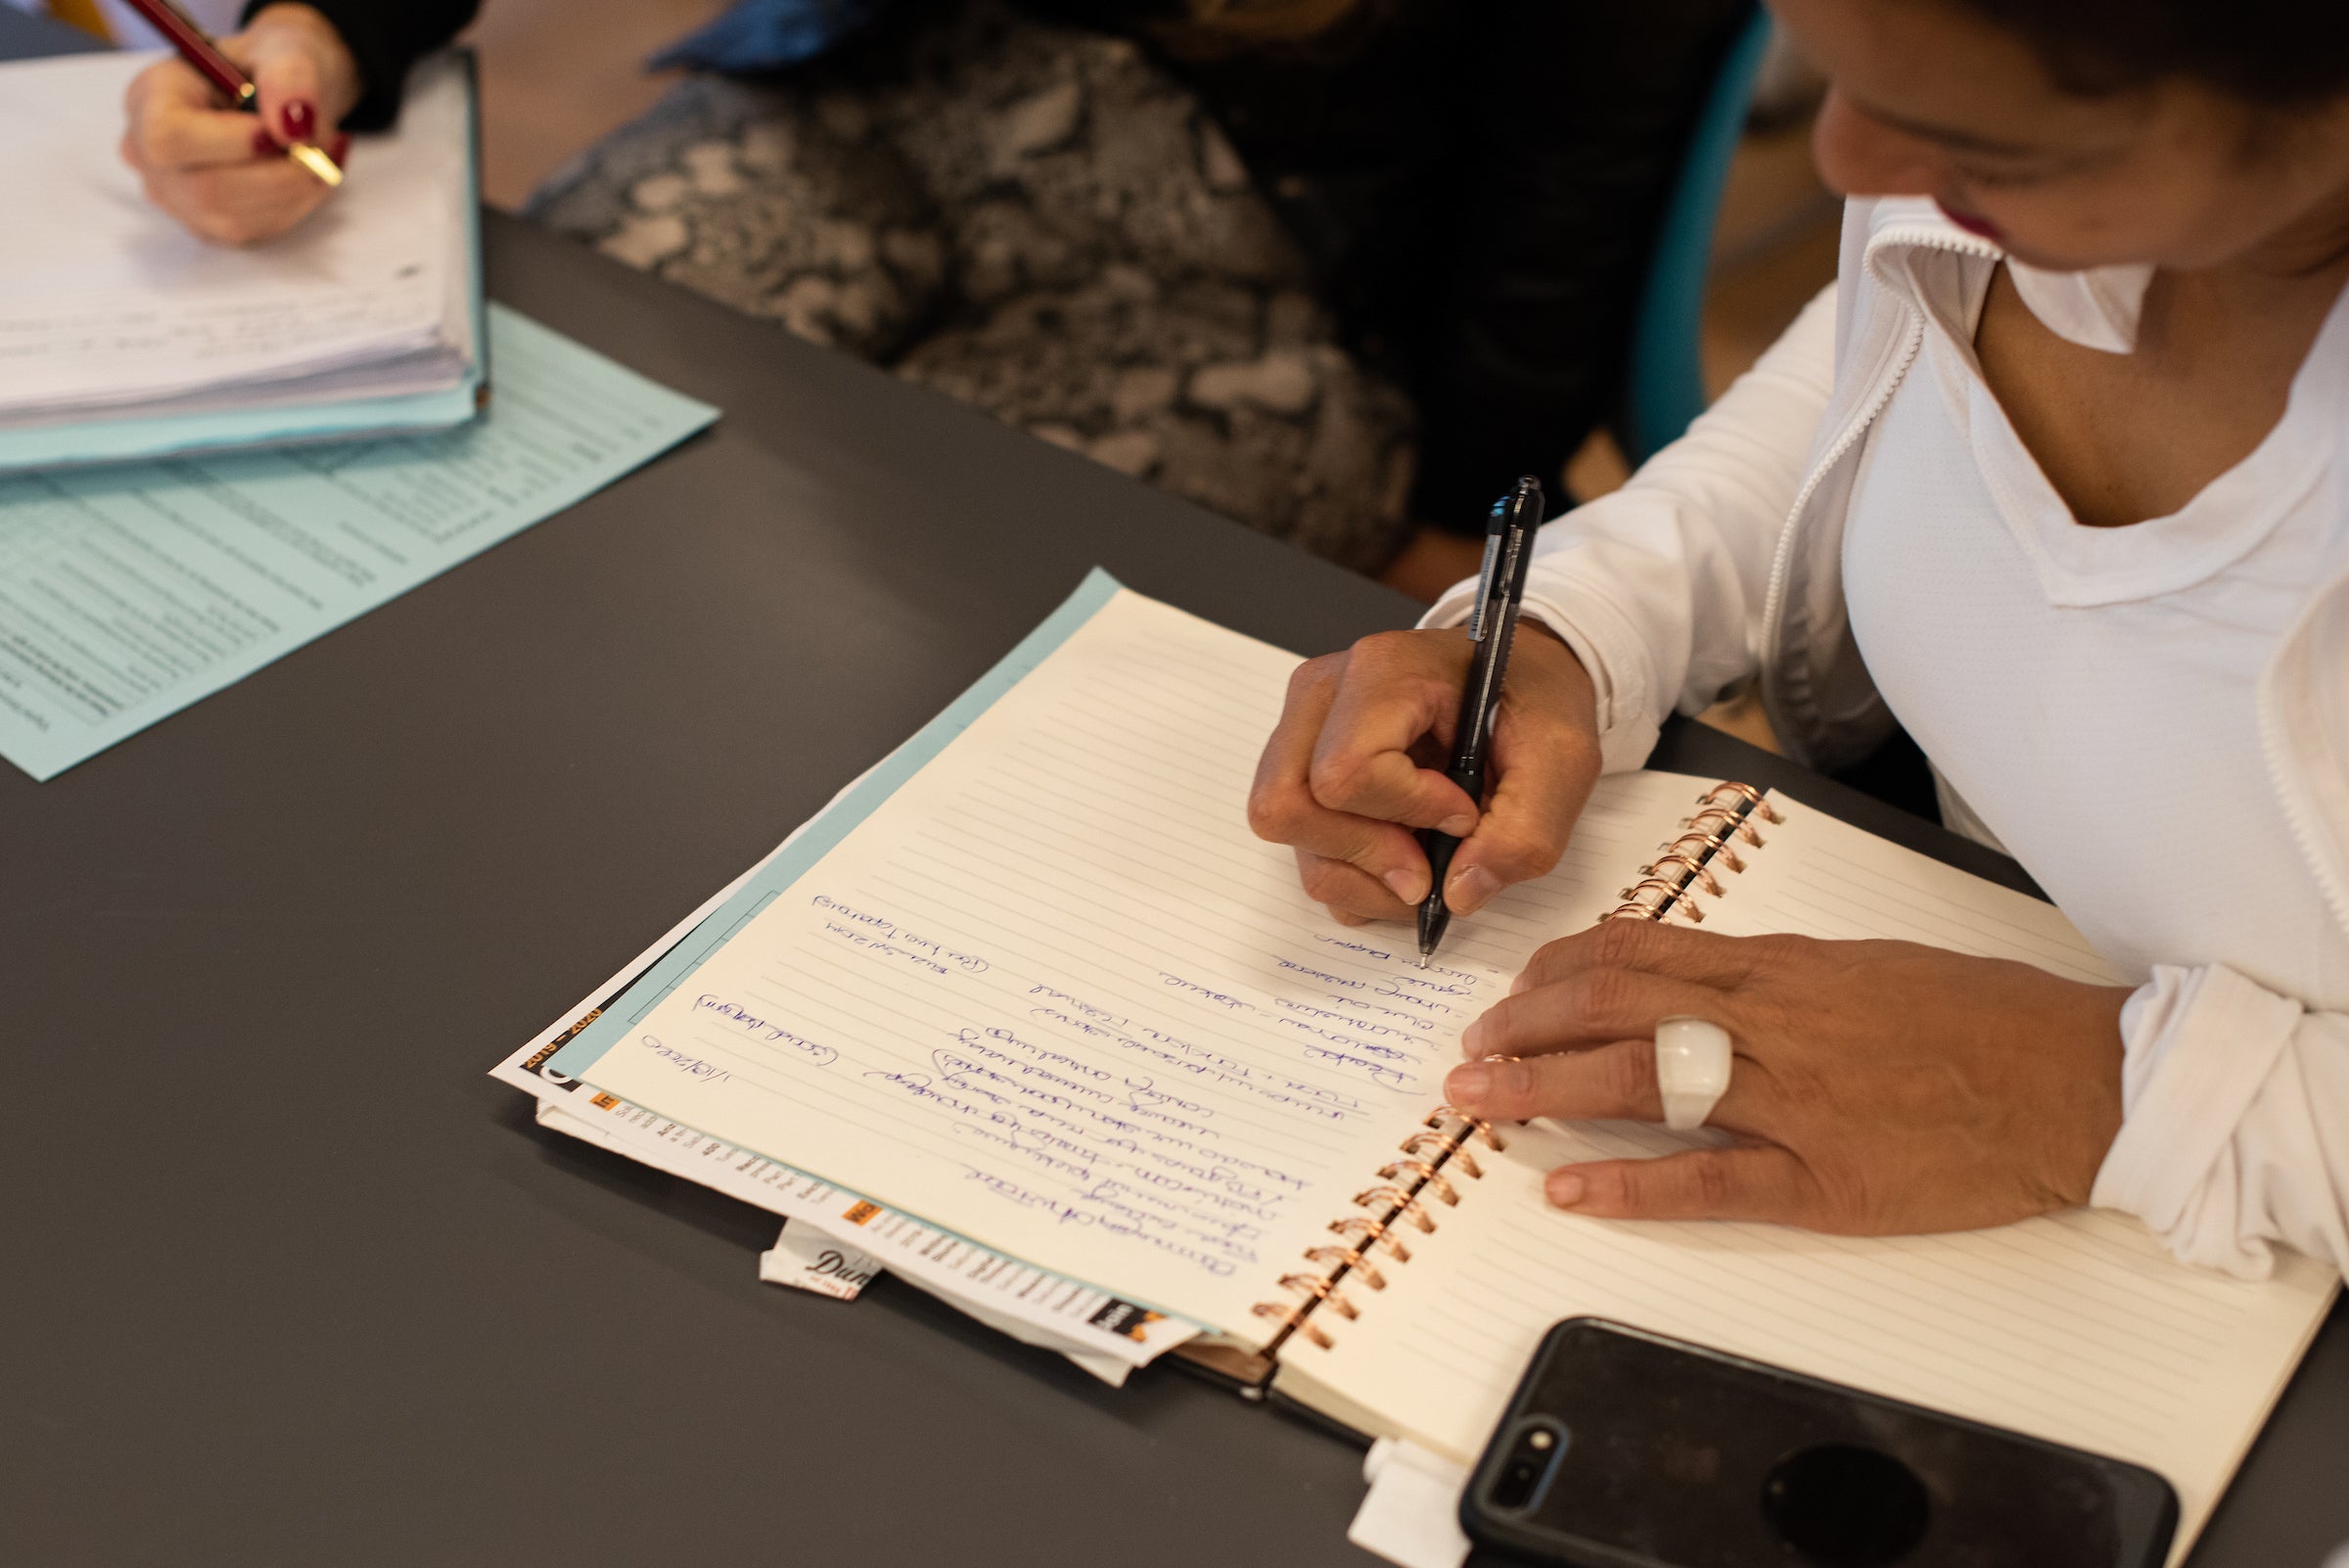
xmin=1937 ymin=202 xmax=2006 ymax=244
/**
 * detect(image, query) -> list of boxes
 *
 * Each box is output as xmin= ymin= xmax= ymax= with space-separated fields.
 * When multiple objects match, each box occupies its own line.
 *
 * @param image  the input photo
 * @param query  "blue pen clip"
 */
xmin=1465 ymin=495 xmax=1510 ymax=643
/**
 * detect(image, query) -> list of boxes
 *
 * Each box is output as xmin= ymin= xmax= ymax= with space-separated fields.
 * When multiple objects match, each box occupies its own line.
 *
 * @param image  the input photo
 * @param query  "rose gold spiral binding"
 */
xmin=1662 ymin=829 xmax=1746 ymax=874
xmin=1646 ymin=852 xmax=1723 ymax=897
xmin=1305 ymin=1245 xmax=1387 ymax=1290
xmin=1251 ymin=1084 xmax=1529 ymax=1357
xmin=1615 ymin=876 xmax=1708 ymax=922
xmin=1686 ymin=804 xmax=1767 ymax=848
xmin=1354 ymin=1184 xmax=1439 ymax=1231
xmin=1377 ymin=1161 xmax=1459 ymax=1205
xmin=1251 ymin=1299 xmax=1334 ymax=1349
xmin=1609 ymin=880 xmax=1674 ymax=914
xmin=1277 ymin=1271 xmax=1361 ymax=1318
xmin=1701 ymin=780 xmax=1784 ymax=823
xmin=1425 ymin=1105 xmax=1505 ymax=1151
xmin=1399 ymin=1129 xmax=1483 ymax=1179
xmin=1329 ymin=1215 xmax=1411 ymax=1263
xmin=1599 ymin=781 xmax=1774 ymax=927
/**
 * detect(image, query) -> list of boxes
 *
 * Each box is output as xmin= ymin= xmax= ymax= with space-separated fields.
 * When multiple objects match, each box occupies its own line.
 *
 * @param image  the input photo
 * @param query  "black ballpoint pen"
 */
xmin=1417 ymin=476 xmax=1543 ymax=967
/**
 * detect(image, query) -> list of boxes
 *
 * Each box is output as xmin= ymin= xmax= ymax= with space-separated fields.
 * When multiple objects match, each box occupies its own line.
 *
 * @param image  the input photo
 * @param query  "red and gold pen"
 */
xmin=119 ymin=0 xmax=344 ymax=187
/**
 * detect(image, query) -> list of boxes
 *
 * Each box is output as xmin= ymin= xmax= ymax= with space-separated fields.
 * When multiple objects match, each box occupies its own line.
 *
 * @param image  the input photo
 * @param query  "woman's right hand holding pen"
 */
xmin=120 ymin=3 xmax=359 ymax=246
xmin=1247 ymin=622 xmax=1603 ymax=925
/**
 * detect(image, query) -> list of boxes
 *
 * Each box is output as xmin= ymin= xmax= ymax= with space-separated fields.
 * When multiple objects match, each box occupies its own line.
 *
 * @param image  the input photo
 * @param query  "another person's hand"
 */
xmin=1247 ymin=623 xmax=1602 ymax=924
xmin=1446 ymin=920 xmax=2131 ymax=1233
xmin=119 ymin=3 xmax=360 ymax=246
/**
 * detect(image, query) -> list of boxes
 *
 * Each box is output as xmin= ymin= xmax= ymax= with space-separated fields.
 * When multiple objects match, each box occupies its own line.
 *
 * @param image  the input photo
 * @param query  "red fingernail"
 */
xmin=281 ymin=100 xmax=317 ymax=142
xmin=253 ymin=124 xmax=282 ymax=156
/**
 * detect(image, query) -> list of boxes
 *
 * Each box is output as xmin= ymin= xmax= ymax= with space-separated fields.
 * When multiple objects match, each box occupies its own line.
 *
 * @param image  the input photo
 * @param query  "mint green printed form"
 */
xmin=0 ymin=304 xmax=716 ymax=780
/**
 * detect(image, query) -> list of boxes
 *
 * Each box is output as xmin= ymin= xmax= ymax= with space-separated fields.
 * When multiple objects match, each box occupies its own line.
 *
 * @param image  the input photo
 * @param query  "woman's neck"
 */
xmin=1983 ymin=232 xmax=2349 ymax=530
xmin=2209 ymin=130 xmax=2349 ymax=286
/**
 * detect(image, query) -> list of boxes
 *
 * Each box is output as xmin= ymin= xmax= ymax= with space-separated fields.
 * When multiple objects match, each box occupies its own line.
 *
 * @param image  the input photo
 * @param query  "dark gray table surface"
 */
xmin=6 ymin=13 xmax=2343 ymax=1563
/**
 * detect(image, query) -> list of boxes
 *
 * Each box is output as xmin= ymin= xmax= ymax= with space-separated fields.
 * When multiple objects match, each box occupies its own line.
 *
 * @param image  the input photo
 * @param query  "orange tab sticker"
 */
xmin=841 ymin=1200 xmax=882 ymax=1226
xmin=1087 ymin=1300 xmax=1165 ymax=1341
xmin=588 ymin=1092 xmax=621 ymax=1111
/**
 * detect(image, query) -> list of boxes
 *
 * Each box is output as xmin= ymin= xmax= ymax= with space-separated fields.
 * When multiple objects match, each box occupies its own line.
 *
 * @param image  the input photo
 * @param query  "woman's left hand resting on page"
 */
xmin=1445 ymin=919 xmax=2134 ymax=1233
xmin=119 ymin=3 xmax=359 ymax=246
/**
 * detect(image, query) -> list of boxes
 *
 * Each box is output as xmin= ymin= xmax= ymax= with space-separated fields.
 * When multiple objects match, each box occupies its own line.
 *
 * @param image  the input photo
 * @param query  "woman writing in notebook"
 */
xmin=117 ymin=1 xmax=473 ymax=245
xmin=1251 ymin=0 xmax=2349 ymax=1274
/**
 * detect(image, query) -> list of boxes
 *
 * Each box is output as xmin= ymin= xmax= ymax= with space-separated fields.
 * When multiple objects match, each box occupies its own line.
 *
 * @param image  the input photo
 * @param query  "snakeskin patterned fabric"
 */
xmin=529 ymin=0 xmax=1418 ymax=571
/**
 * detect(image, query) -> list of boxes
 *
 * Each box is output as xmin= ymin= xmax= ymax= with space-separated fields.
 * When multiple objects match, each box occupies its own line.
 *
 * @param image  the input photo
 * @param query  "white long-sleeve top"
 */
xmin=1425 ymin=197 xmax=2349 ymax=1278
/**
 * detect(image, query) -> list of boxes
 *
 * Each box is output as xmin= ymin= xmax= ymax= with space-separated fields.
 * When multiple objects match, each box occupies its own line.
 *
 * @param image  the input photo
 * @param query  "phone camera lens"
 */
xmin=1761 ymin=1444 xmax=1930 ymax=1566
xmin=1489 ymin=1421 xmax=1569 ymax=1511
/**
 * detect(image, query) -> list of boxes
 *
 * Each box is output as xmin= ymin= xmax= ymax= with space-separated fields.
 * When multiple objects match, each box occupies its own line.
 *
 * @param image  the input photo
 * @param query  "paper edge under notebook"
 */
xmin=2176 ymin=1271 xmax=2344 ymax=1553
xmin=1267 ymin=1356 xmax=1427 ymax=1455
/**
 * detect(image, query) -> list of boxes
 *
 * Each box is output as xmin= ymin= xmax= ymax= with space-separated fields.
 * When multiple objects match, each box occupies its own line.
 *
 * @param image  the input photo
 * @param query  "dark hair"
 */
xmin=1948 ymin=0 xmax=2349 ymax=104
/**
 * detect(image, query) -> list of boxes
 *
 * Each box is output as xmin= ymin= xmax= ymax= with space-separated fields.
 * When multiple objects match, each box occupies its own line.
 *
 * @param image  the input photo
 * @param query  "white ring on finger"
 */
xmin=1655 ymin=1015 xmax=1733 ymax=1131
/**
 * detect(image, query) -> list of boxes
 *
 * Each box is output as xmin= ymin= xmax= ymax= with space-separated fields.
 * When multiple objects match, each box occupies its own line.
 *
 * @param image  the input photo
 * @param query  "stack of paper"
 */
xmin=489 ymin=767 xmax=1208 ymax=1385
xmin=0 ymin=50 xmax=482 ymax=467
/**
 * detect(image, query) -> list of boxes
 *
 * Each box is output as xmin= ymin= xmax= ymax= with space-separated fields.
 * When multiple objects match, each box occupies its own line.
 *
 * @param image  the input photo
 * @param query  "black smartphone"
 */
xmin=1459 ymin=1318 xmax=2177 ymax=1568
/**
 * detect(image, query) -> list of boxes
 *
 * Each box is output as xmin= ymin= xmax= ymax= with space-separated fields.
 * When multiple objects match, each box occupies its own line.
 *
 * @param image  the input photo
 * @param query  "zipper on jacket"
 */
xmin=2256 ymin=596 xmax=2349 ymax=942
xmin=1757 ymin=316 xmax=1920 ymax=655
xmin=1756 ymin=225 xmax=2004 ymax=735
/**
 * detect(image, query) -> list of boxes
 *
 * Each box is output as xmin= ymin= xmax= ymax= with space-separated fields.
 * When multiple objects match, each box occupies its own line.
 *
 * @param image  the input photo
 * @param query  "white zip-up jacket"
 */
xmin=1427 ymin=197 xmax=2349 ymax=1276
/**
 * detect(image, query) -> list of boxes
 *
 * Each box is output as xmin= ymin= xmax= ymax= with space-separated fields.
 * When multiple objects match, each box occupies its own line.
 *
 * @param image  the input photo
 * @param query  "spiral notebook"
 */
xmin=534 ymin=572 xmax=2333 ymax=1560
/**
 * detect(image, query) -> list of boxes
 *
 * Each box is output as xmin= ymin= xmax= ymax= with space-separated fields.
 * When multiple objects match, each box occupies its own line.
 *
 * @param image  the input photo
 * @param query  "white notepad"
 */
xmin=0 ymin=49 xmax=481 ymax=465
xmin=540 ymin=576 xmax=2335 ymax=1560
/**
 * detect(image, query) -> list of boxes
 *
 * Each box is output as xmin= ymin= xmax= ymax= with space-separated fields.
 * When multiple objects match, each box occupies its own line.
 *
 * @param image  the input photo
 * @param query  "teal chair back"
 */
xmin=1623 ymin=6 xmax=1774 ymax=466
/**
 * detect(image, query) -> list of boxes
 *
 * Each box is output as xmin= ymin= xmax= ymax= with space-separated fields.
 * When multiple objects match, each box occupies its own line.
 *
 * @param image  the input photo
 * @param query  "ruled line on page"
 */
xmin=575 ymin=588 xmax=1714 ymax=1335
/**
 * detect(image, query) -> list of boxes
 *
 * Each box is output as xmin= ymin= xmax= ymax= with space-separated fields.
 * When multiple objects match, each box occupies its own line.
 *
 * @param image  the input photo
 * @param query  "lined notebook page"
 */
xmin=572 ymin=587 xmax=1714 ymax=1341
xmin=1702 ymin=792 xmax=2121 ymax=981
xmin=1275 ymin=789 xmax=2336 ymax=1558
